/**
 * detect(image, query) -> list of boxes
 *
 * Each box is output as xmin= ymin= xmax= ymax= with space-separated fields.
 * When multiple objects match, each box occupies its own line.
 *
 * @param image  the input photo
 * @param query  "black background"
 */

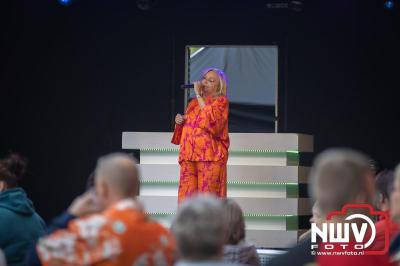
xmin=1 ymin=0 xmax=399 ymax=220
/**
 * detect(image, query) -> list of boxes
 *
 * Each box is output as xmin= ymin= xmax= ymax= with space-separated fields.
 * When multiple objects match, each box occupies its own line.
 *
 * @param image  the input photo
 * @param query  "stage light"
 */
xmin=58 ymin=0 xmax=72 ymax=6
xmin=384 ymin=0 xmax=395 ymax=9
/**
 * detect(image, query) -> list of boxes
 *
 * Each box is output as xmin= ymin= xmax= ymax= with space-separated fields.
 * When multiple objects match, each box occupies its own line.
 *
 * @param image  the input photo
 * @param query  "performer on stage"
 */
xmin=172 ymin=68 xmax=230 ymax=203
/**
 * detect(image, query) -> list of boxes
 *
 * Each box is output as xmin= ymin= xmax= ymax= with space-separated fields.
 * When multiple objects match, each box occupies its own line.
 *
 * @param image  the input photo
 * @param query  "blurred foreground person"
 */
xmin=270 ymin=149 xmax=393 ymax=266
xmin=375 ymin=170 xmax=395 ymax=212
xmin=0 ymin=154 xmax=45 ymax=266
xmin=388 ymin=165 xmax=400 ymax=261
xmin=33 ymin=153 xmax=175 ymax=266
xmin=172 ymin=195 xmax=242 ymax=266
xmin=372 ymin=170 xmax=399 ymax=251
xmin=310 ymin=149 xmax=392 ymax=266
xmin=221 ymin=198 xmax=260 ymax=266
xmin=298 ymin=201 xmax=324 ymax=243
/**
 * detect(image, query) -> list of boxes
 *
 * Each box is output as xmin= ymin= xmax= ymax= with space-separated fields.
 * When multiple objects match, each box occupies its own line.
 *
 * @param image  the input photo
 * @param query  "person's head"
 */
xmin=200 ymin=68 xmax=228 ymax=97
xmin=94 ymin=153 xmax=139 ymax=209
xmin=374 ymin=169 xmax=394 ymax=211
xmin=309 ymin=148 xmax=375 ymax=219
xmin=309 ymin=201 xmax=324 ymax=225
xmin=171 ymin=195 xmax=227 ymax=261
xmin=0 ymin=154 xmax=27 ymax=193
xmin=391 ymin=164 xmax=400 ymax=223
xmin=221 ymin=198 xmax=245 ymax=245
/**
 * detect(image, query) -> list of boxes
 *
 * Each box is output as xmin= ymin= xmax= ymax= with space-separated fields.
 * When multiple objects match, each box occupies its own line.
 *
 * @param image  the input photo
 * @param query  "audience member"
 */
xmin=309 ymin=149 xmax=392 ymax=266
xmin=269 ymin=148 xmax=393 ymax=266
xmin=0 ymin=154 xmax=45 ymax=266
xmin=372 ymin=170 xmax=399 ymax=251
xmin=376 ymin=169 xmax=395 ymax=212
xmin=31 ymin=153 xmax=175 ymax=266
xmin=388 ymin=164 xmax=400 ymax=261
xmin=221 ymin=198 xmax=260 ymax=266
xmin=298 ymin=201 xmax=324 ymax=242
xmin=172 ymin=195 xmax=241 ymax=266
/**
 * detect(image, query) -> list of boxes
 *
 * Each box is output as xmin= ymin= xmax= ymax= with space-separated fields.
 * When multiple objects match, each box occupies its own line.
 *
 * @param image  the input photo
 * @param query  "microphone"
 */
xmin=180 ymin=84 xmax=194 ymax=89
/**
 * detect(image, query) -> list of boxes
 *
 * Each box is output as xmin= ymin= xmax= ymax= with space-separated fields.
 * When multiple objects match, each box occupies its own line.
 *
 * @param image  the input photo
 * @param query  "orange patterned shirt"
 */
xmin=175 ymin=96 xmax=229 ymax=162
xmin=37 ymin=199 xmax=175 ymax=266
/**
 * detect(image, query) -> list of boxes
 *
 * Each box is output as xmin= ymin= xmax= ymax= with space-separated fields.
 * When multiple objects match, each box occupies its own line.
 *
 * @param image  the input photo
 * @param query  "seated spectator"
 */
xmin=372 ymin=170 xmax=399 ymax=251
xmin=388 ymin=164 xmax=400 ymax=260
xmin=310 ymin=149 xmax=393 ymax=266
xmin=375 ymin=169 xmax=395 ymax=212
xmin=0 ymin=154 xmax=45 ymax=266
xmin=298 ymin=201 xmax=324 ymax=243
xmin=172 ymin=195 xmax=241 ymax=266
xmin=32 ymin=153 xmax=175 ymax=266
xmin=221 ymin=198 xmax=260 ymax=266
xmin=269 ymin=148 xmax=393 ymax=266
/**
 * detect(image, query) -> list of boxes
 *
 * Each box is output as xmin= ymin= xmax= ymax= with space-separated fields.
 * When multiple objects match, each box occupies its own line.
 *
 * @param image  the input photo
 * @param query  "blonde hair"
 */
xmin=202 ymin=67 xmax=228 ymax=96
xmin=221 ymin=198 xmax=245 ymax=245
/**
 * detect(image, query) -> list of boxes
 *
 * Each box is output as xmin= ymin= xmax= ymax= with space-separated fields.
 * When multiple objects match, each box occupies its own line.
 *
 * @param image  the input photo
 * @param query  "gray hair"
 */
xmin=95 ymin=153 xmax=139 ymax=197
xmin=171 ymin=195 xmax=227 ymax=261
xmin=309 ymin=148 xmax=374 ymax=216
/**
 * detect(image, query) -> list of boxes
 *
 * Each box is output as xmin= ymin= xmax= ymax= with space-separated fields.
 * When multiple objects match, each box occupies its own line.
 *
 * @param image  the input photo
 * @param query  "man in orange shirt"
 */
xmin=172 ymin=68 xmax=230 ymax=203
xmin=34 ymin=153 xmax=175 ymax=266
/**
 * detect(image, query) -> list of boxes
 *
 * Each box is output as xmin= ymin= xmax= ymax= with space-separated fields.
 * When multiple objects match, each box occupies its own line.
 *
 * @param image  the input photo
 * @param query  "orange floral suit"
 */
xmin=172 ymin=96 xmax=229 ymax=203
xmin=37 ymin=199 xmax=175 ymax=266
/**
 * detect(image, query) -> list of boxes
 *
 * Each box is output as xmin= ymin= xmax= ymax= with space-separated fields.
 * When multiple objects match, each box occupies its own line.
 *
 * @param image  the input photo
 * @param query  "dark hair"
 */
xmin=0 ymin=154 xmax=27 ymax=188
xmin=375 ymin=169 xmax=394 ymax=201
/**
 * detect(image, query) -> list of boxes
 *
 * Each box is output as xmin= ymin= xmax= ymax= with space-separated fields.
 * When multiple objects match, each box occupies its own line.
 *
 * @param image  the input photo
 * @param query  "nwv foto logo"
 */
xmin=310 ymin=204 xmax=390 ymax=255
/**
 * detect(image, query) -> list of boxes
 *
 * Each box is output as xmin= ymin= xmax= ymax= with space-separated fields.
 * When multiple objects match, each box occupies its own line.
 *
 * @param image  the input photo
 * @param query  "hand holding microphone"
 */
xmin=193 ymin=81 xmax=203 ymax=97
xmin=180 ymin=81 xmax=204 ymax=97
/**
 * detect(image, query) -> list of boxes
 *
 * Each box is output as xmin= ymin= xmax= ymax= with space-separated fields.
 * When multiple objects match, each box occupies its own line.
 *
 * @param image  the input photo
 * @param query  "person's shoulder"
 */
xmin=33 ymin=212 xmax=46 ymax=228
xmin=217 ymin=95 xmax=228 ymax=101
xmin=187 ymin=98 xmax=198 ymax=108
xmin=0 ymin=206 xmax=18 ymax=221
xmin=189 ymin=98 xmax=198 ymax=104
xmin=214 ymin=96 xmax=228 ymax=105
xmin=70 ymin=213 xmax=109 ymax=231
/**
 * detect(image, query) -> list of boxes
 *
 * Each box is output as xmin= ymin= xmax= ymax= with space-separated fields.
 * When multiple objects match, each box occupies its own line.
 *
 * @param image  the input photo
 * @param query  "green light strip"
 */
xmin=141 ymin=148 xmax=178 ymax=152
xmin=141 ymin=148 xmax=299 ymax=154
xmin=141 ymin=180 xmax=298 ymax=186
xmin=146 ymin=212 xmax=296 ymax=218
